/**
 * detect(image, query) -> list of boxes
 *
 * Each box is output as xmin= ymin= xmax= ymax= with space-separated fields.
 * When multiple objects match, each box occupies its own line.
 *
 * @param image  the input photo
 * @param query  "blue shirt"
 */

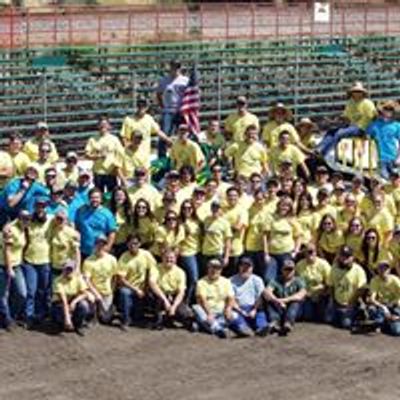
xmin=230 ymin=274 xmax=265 ymax=307
xmin=74 ymin=205 xmax=116 ymax=256
xmin=366 ymin=118 xmax=400 ymax=162
xmin=1 ymin=178 xmax=49 ymax=219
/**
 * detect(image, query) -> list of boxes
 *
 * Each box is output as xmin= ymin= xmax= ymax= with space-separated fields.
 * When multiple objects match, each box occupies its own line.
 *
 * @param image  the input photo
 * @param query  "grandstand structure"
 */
xmin=1 ymin=34 xmax=400 ymax=161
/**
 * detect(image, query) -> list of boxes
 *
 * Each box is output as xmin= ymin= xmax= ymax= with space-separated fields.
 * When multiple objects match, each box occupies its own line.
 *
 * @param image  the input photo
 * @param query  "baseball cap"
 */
xmin=66 ymin=151 xmax=78 ymax=161
xmin=166 ymin=170 xmax=180 ymax=180
xmin=239 ymin=257 xmax=254 ymax=268
xmin=282 ymin=259 xmax=296 ymax=270
xmin=36 ymin=121 xmax=48 ymax=130
xmin=65 ymin=181 xmax=78 ymax=190
xmin=79 ymin=168 xmax=91 ymax=177
xmin=339 ymin=245 xmax=353 ymax=258
xmin=207 ymin=258 xmax=223 ymax=270
xmin=237 ymin=95 xmax=248 ymax=104
xmin=316 ymin=166 xmax=329 ymax=174
xmin=377 ymin=261 xmax=391 ymax=270
xmin=45 ymin=167 xmax=57 ymax=177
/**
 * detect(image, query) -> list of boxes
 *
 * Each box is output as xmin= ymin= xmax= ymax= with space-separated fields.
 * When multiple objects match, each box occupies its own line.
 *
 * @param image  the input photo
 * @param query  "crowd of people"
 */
xmin=1 ymin=61 xmax=400 ymax=339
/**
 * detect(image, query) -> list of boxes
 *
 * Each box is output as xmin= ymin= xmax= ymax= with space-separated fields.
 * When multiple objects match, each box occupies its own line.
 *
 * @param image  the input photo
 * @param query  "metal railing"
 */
xmin=1 ymin=2 xmax=400 ymax=49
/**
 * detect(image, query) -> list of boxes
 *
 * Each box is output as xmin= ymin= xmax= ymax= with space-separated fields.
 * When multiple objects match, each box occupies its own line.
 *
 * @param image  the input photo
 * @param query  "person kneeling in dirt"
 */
xmin=51 ymin=260 xmax=93 ymax=336
xmin=148 ymin=247 xmax=193 ymax=330
xmin=230 ymin=257 xmax=268 ymax=337
xmin=265 ymin=259 xmax=307 ymax=336
xmin=365 ymin=261 xmax=400 ymax=336
xmin=82 ymin=235 xmax=118 ymax=325
xmin=325 ymin=246 xmax=367 ymax=330
xmin=193 ymin=258 xmax=240 ymax=339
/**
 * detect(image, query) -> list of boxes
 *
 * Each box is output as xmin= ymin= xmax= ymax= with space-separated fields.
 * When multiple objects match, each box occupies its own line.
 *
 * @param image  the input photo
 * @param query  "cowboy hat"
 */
xmin=268 ymin=102 xmax=293 ymax=120
xmin=377 ymin=100 xmax=399 ymax=113
xmin=347 ymin=81 xmax=368 ymax=96
xmin=296 ymin=117 xmax=317 ymax=130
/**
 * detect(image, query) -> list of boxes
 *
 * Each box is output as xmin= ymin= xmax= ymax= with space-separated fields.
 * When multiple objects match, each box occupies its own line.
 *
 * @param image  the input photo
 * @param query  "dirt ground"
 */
xmin=1 ymin=323 xmax=399 ymax=400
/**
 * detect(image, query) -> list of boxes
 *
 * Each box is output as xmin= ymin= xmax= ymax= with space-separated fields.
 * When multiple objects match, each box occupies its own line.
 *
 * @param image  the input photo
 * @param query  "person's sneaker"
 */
xmin=235 ymin=327 xmax=253 ymax=338
xmin=74 ymin=327 xmax=85 ymax=337
xmin=189 ymin=321 xmax=199 ymax=333
xmin=280 ymin=322 xmax=293 ymax=336
xmin=215 ymin=329 xmax=228 ymax=339
xmin=26 ymin=318 xmax=36 ymax=331
xmin=255 ymin=326 xmax=269 ymax=337
xmin=4 ymin=321 xmax=16 ymax=333
xmin=119 ymin=323 xmax=129 ymax=332
xmin=267 ymin=321 xmax=280 ymax=335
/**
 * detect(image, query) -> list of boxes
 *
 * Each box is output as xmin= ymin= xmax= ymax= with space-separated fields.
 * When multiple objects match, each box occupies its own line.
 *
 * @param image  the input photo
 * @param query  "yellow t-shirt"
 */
xmin=330 ymin=262 xmax=367 ymax=306
xmin=224 ymin=111 xmax=259 ymax=143
xmin=245 ymin=204 xmax=268 ymax=252
xmin=202 ymin=215 xmax=233 ymax=256
xmin=23 ymin=138 xmax=59 ymax=163
xmin=345 ymin=233 xmax=364 ymax=262
xmin=296 ymin=257 xmax=331 ymax=296
xmin=152 ymin=225 xmax=185 ymax=257
xmin=295 ymin=211 xmax=317 ymax=245
xmin=120 ymin=114 xmax=159 ymax=152
xmin=313 ymin=205 xmax=338 ymax=229
xmin=117 ymin=249 xmax=156 ymax=290
xmin=24 ymin=218 xmax=53 ymax=265
xmin=366 ymin=208 xmax=394 ymax=242
xmin=264 ymin=215 xmax=301 ymax=254
xmin=196 ymin=276 xmax=234 ymax=314
xmin=225 ymin=141 xmax=268 ymax=178
xmin=262 ymin=121 xmax=299 ymax=148
xmin=343 ymin=98 xmax=377 ymax=130
xmin=360 ymin=195 xmax=396 ymax=221
xmin=318 ymin=230 xmax=345 ymax=256
xmin=0 ymin=151 xmax=14 ymax=189
xmin=116 ymin=146 xmax=151 ymax=179
xmin=49 ymin=223 xmax=80 ymax=270
xmin=9 ymin=151 xmax=31 ymax=178
xmin=83 ymin=252 xmax=118 ymax=296
xmin=130 ymin=217 xmax=158 ymax=247
xmin=1 ymin=220 xmax=26 ymax=268
xmin=269 ymin=144 xmax=305 ymax=175
xmin=196 ymin=199 xmax=214 ymax=222
xmin=150 ymin=263 xmax=186 ymax=295
xmin=370 ymin=274 xmax=400 ymax=306
xmin=128 ymin=184 xmax=162 ymax=212
xmin=362 ymin=248 xmax=393 ymax=275
xmin=59 ymin=167 xmax=79 ymax=187
xmin=170 ymin=139 xmax=205 ymax=171
xmin=180 ymin=219 xmax=202 ymax=257
xmin=336 ymin=209 xmax=359 ymax=232
xmin=52 ymin=273 xmax=87 ymax=302
xmin=388 ymin=239 xmax=400 ymax=261
xmin=31 ymin=160 xmax=54 ymax=184
xmin=85 ymin=133 xmax=123 ymax=175
xmin=222 ymin=204 xmax=248 ymax=257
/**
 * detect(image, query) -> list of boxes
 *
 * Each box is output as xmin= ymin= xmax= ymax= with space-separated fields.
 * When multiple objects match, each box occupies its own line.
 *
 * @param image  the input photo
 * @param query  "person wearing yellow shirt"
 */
xmin=263 ymin=178 xmax=280 ymax=216
xmin=170 ymin=124 xmax=205 ymax=173
xmin=351 ymin=175 xmax=366 ymax=205
xmin=176 ymin=166 xmax=197 ymax=206
xmin=49 ymin=210 xmax=80 ymax=276
xmin=367 ymin=261 xmax=400 ymax=336
xmin=225 ymin=125 xmax=268 ymax=179
xmin=0 ymin=149 xmax=14 ymax=191
xmin=316 ymin=214 xmax=345 ymax=264
xmin=336 ymin=193 xmax=360 ymax=231
xmin=269 ymin=131 xmax=310 ymax=178
xmin=7 ymin=133 xmax=31 ymax=178
xmin=224 ymin=96 xmax=259 ymax=143
xmin=263 ymin=197 xmax=302 ymax=283
xmin=51 ymin=260 xmax=91 ymax=336
xmin=152 ymin=210 xmax=185 ymax=259
xmin=313 ymin=188 xmax=338 ymax=229
xmin=360 ymin=228 xmax=393 ymax=279
xmin=344 ymin=217 xmax=365 ymax=264
xmin=23 ymin=121 xmax=59 ymax=164
xmin=116 ymin=131 xmax=151 ymax=187
xmin=130 ymin=198 xmax=158 ymax=249
xmin=31 ymin=141 xmax=55 ymax=185
xmin=211 ymin=165 xmax=232 ymax=202
xmin=193 ymin=185 xmax=213 ymax=222
xmin=22 ymin=199 xmax=53 ymax=327
xmin=388 ymin=226 xmax=400 ymax=277
xmin=148 ymin=248 xmax=192 ymax=330
xmin=326 ymin=245 xmax=367 ymax=329
xmin=295 ymin=192 xmax=317 ymax=247
xmin=221 ymin=187 xmax=248 ymax=276
xmin=127 ymin=168 xmax=162 ymax=212
xmin=59 ymin=152 xmax=80 ymax=187
xmin=82 ymin=235 xmax=118 ymax=324
xmin=202 ymin=201 xmax=233 ymax=273
xmin=119 ymin=98 xmax=171 ymax=153
xmin=296 ymin=243 xmax=331 ymax=322
xmin=85 ymin=117 xmax=124 ymax=193
xmin=262 ymin=103 xmax=298 ymax=148
xmin=154 ymin=191 xmax=180 ymax=224
xmin=193 ymin=258 xmax=238 ymax=338
xmin=296 ymin=117 xmax=318 ymax=155
xmin=116 ymin=235 xmax=157 ymax=328
xmin=178 ymin=200 xmax=202 ymax=302
xmin=316 ymin=82 xmax=377 ymax=162
xmin=0 ymin=211 xmax=29 ymax=328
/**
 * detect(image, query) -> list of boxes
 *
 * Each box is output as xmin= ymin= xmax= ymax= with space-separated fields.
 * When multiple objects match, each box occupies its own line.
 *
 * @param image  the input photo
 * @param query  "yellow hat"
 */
xmin=348 ymin=81 xmax=368 ymax=96
xmin=268 ymin=102 xmax=293 ymax=120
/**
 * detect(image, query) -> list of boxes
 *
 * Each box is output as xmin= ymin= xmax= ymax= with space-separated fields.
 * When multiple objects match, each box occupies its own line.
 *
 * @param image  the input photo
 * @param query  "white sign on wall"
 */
xmin=314 ymin=1 xmax=331 ymax=23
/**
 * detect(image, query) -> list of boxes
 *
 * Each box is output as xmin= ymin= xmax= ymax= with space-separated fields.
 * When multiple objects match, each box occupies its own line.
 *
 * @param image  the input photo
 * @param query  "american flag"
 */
xmin=180 ymin=65 xmax=200 ymax=136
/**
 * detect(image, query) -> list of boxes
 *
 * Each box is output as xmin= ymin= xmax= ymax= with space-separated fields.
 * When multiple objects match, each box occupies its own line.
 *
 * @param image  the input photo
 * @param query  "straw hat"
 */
xmin=296 ymin=117 xmax=317 ymax=130
xmin=377 ymin=100 xmax=399 ymax=113
xmin=268 ymin=102 xmax=293 ymax=120
xmin=347 ymin=81 xmax=368 ymax=96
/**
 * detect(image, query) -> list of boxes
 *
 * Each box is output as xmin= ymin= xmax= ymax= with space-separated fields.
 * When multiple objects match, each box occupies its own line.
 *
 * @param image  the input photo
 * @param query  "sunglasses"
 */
xmin=137 ymin=205 xmax=148 ymax=210
xmin=166 ymin=217 xmax=177 ymax=221
xmin=366 ymin=236 xmax=377 ymax=240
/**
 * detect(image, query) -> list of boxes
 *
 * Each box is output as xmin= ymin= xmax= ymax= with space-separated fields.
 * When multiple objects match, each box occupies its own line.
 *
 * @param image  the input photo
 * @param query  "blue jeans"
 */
xmin=179 ymin=255 xmax=199 ymax=303
xmin=325 ymin=301 xmax=356 ymax=329
xmin=231 ymin=304 xmax=268 ymax=333
xmin=192 ymin=304 xmax=239 ymax=335
xmin=368 ymin=305 xmax=400 ymax=336
xmin=265 ymin=253 xmax=292 ymax=284
xmin=22 ymin=262 xmax=52 ymax=322
xmin=159 ymin=111 xmax=182 ymax=157
xmin=299 ymin=296 xmax=328 ymax=322
xmin=317 ymin=125 xmax=362 ymax=158
xmin=93 ymin=174 xmax=117 ymax=193
xmin=117 ymin=287 xmax=145 ymax=325
xmin=267 ymin=301 xmax=301 ymax=325
xmin=51 ymin=300 xmax=91 ymax=329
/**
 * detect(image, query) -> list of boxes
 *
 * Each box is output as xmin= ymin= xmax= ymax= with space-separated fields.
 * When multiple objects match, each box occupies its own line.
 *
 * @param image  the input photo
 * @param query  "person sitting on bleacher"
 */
xmin=23 ymin=122 xmax=59 ymax=164
xmin=316 ymin=82 xmax=377 ymax=163
xmin=365 ymin=100 xmax=400 ymax=180
xmin=224 ymin=96 xmax=259 ymax=144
